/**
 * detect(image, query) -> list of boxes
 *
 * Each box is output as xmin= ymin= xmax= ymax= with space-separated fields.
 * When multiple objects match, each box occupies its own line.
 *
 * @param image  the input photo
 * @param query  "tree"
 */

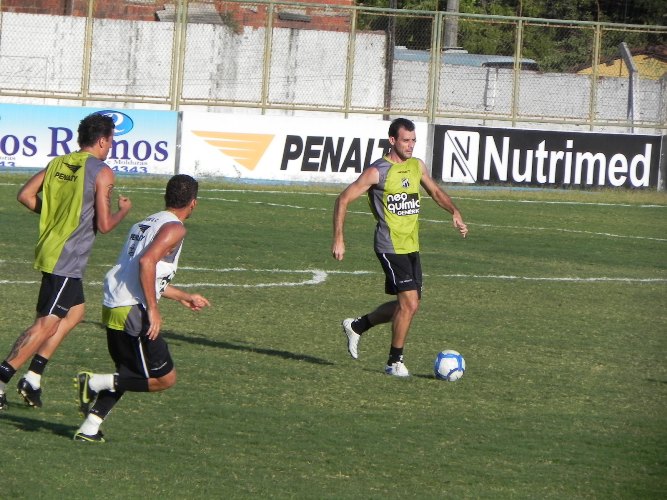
xmin=355 ymin=0 xmax=665 ymax=71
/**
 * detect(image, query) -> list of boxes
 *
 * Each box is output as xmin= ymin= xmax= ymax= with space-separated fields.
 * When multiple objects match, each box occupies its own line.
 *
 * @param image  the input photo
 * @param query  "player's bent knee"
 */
xmin=399 ymin=299 xmax=420 ymax=316
xmin=155 ymin=369 xmax=177 ymax=391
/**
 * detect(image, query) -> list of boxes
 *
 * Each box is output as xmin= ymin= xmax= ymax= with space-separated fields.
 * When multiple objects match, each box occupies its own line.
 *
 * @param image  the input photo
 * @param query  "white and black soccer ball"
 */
xmin=434 ymin=350 xmax=465 ymax=381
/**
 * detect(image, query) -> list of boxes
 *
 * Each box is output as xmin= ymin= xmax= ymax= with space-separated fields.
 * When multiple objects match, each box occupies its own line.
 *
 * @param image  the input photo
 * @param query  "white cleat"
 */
xmin=384 ymin=361 xmax=410 ymax=377
xmin=341 ymin=318 xmax=361 ymax=359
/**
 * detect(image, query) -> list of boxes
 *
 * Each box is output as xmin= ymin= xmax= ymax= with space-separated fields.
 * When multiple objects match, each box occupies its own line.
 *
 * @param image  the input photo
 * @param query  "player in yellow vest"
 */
xmin=0 ymin=113 xmax=131 ymax=411
xmin=332 ymin=118 xmax=468 ymax=377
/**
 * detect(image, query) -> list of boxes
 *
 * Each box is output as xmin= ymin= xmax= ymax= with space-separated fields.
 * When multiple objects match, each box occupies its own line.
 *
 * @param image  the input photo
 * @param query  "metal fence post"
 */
xmin=169 ymin=0 xmax=188 ymax=111
xmin=511 ymin=17 xmax=524 ymax=127
xmin=427 ymin=11 xmax=443 ymax=123
xmin=619 ymin=41 xmax=638 ymax=133
xmin=588 ymin=23 xmax=601 ymax=130
xmin=260 ymin=2 xmax=275 ymax=115
xmin=80 ymin=0 xmax=96 ymax=105
xmin=343 ymin=6 xmax=357 ymax=119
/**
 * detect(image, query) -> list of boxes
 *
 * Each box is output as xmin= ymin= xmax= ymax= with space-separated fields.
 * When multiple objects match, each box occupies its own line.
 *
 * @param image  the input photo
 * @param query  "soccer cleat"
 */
xmin=73 ymin=431 xmax=105 ymax=443
xmin=384 ymin=360 xmax=410 ymax=377
xmin=0 ymin=392 xmax=7 ymax=410
xmin=75 ymin=371 xmax=97 ymax=416
xmin=17 ymin=377 xmax=43 ymax=408
xmin=341 ymin=318 xmax=361 ymax=359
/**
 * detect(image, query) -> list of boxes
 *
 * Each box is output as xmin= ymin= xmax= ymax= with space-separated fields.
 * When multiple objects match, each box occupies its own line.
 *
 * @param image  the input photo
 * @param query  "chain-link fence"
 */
xmin=0 ymin=0 xmax=665 ymax=131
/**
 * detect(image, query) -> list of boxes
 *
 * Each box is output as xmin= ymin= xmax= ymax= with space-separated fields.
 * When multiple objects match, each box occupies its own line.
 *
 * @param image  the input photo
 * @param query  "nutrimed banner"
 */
xmin=179 ymin=112 xmax=428 ymax=183
xmin=0 ymin=103 xmax=177 ymax=174
xmin=432 ymin=125 xmax=662 ymax=189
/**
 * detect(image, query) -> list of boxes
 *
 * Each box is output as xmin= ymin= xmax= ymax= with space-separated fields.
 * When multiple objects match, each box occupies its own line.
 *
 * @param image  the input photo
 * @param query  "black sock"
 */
xmin=387 ymin=346 xmax=404 ymax=365
xmin=90 ymin=389 xmax=124 ymax=420
xmin=115 ymin=374 xmax=149 ymax=392
xmin=0 ymin=361 xmax=16 ymax=384
xmin=28 ymin=354 xmax=49 ymax=375
xmin=352 ymin=315 xmax=373 ymax=335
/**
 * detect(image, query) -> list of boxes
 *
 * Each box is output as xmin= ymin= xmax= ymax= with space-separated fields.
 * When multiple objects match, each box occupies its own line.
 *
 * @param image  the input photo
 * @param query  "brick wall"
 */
xmin=0 ymin=0 xmax=163 ymax=20
xmin=0 ymin=0 xmax=354 ymax=29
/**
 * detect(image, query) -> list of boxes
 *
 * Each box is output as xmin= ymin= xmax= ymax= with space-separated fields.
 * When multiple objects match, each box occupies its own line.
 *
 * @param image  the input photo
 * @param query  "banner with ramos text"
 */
xmin=0 ymin=103 xmax=177 ymax=175
xmin=179 ymin=112 xmax=428 ymax=184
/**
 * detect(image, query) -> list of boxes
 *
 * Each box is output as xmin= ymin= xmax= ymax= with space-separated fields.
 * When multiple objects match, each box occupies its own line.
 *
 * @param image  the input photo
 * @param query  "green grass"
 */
xmin=0 ymin=172 xmax=665 ymax=499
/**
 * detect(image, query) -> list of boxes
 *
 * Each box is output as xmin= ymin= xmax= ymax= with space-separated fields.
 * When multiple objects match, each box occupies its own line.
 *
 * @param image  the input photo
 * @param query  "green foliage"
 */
xmin=0 ymin=173 xmax=665 ymax=498
xmin=356 ymin=0 xmax=665 ymax=72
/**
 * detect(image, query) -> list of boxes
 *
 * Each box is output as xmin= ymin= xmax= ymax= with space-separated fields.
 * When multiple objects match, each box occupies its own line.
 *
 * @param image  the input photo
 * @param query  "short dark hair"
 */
xmin=388 ymin=118 xmax=415 ymax=139
xmin=165 ymin=174 xmax=199 ymax=209
xmin=77 ymin=113 xmax=115 ymax=148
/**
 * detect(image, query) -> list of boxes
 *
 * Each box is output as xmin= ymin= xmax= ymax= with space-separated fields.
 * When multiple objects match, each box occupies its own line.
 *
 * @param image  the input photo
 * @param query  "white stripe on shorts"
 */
xmin=48 ymin=277 xmax=69 ymax=316
xmin=381 ymin=253 xmax=397 ymax=287
xmin=136 ymin=338 xmax=150 ymax=379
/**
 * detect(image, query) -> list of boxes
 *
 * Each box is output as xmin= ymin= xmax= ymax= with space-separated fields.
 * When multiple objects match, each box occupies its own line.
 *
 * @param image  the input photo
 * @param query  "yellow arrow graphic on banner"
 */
xmin=192 ymin=131 xmax=274 ymax=170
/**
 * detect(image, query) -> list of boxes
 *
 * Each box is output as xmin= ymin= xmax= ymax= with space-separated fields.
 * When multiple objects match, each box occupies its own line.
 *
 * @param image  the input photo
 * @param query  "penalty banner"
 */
xmin=179 ymin=112 xmax=429 ymax=184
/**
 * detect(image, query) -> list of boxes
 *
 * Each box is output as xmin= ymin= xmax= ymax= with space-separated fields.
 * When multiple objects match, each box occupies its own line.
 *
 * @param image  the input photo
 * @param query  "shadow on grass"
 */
xmin=165 ymin=331 xmax=335 ymax=366
xmin=0 ymin=410 xmax=77 ymax=438
xmin=360 ymin=367 xmax=438 ymax=380
xmin=82 ymin=321 xmax=334 ymax=366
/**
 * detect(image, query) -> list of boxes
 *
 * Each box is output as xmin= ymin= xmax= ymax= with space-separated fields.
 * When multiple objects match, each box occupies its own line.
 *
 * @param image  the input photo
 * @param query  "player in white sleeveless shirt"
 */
xmin=73 ymin=174 xmax=210 ymax=443
xmin=103 ymin=209 xmax=184 ymax=320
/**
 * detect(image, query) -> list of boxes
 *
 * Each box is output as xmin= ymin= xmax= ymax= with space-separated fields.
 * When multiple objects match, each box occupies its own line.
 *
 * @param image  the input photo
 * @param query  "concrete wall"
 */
xmin=0 ymin=12 xmax=664 ymax=133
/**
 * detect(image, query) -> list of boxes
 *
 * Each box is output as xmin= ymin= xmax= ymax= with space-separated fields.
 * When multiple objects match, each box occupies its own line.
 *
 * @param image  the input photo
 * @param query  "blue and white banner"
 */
xmin=0 ymin=103 xmax=177 ymax=175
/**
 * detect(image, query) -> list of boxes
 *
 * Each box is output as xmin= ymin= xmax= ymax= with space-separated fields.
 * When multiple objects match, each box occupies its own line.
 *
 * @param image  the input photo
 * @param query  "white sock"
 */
xmin=89 ymin=374 xmax=115 ymax=392
xmin=24 ymin=371 xmax=41 ymax=389
xmin=78 ymin=414 xmax=104 ymax=436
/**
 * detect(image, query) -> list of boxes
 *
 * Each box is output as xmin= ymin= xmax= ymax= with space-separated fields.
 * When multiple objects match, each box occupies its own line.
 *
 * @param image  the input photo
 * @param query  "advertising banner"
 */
xmin=0 ymin=103 xmax=177 ymax=175
xmin=179 ymin=112 xmax=428 ymax=184
xmin=432 ymin=125 xmax=662 ymax=189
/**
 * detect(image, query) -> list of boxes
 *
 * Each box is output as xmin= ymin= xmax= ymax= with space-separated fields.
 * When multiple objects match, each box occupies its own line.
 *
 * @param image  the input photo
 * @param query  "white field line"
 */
xmin=3 ymin=181 xmax=666 ymax=208
xmin=0 ymin=261 xmax=665 ymax=286
xmin=197 ymin=194 xmax=666 ymax=242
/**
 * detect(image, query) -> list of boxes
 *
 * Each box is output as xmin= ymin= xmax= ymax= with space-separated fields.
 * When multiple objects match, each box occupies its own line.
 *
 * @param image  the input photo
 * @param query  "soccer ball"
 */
xmin=434 ymin=350 xmax=465 ymax=381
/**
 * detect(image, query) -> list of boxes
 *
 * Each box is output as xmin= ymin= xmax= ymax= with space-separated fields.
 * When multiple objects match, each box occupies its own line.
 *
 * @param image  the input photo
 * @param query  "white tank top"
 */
xmin=103 ymin=211 xmax=183 ymax=308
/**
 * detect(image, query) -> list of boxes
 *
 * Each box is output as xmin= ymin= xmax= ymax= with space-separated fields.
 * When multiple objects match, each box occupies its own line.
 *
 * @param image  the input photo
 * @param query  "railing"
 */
xmin=0 ymin=0 xmax=665 ymax=132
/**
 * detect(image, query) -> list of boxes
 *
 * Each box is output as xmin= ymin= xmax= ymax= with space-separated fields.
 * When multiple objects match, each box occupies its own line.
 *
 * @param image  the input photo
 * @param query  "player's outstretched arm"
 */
xmin=332 ymin=167 xmax=380 ymax=260
xmin=419 ymin=161 xmax=468 ymax=238
xmin=162 ymin=286 xmax=211 ymax=311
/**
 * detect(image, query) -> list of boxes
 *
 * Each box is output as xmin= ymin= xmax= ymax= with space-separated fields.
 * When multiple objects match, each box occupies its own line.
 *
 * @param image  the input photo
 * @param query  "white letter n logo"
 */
xmin=443 ymin=131 xmax=479 ymax=183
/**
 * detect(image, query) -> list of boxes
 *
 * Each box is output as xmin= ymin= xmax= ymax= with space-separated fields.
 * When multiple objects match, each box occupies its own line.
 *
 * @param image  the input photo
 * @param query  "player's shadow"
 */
xmin=361 ymin=367 xmax=436 ymax=380
xmin=82 ymin=321 xmax=333 ymax=366
xmin=165 ymin=331 xmax=334 ymax=366
xmin=0 ymin=411 xmax=76 ymax=438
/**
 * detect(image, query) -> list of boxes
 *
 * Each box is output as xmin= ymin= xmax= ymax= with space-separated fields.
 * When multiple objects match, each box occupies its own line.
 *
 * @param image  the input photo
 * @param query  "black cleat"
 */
xmin=0 ymin=392 xmax=7 ymax=410
xmin=17 ymin=378 xmax=42 ymax=408
xmin=73 ymin=431 xmax=105 ymax=443
xmin=75 ymin=371 xmax=97 ymax=416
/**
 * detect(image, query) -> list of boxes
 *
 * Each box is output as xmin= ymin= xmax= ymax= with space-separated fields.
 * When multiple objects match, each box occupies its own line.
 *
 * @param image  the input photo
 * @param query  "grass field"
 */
xmin=0 ymin=171 xmax=665 ymax=499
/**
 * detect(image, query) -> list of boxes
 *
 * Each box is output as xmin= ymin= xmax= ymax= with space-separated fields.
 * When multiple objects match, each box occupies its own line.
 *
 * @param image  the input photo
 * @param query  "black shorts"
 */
xmin=106 ymin=327 xmax=174 ymax=380
xmin=36 ymin=272 xmax=85 ymax=318
xmin=376 ymin=252 xmax=423 ymax=298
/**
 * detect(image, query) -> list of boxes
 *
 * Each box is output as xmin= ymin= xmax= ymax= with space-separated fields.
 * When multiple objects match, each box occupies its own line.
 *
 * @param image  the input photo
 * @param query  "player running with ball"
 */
xmin=332 ymin=118 xmax=468 ymax=377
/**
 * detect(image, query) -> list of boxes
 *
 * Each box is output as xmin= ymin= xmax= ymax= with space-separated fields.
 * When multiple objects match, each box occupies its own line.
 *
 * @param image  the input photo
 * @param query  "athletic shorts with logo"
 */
xmin=104 ymin=304 xmax=174 ymax=380
xmin=36 ymin=272 xmax=85 ymax=318
xmin=376 ymin=251 xmax=423 ymax=298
